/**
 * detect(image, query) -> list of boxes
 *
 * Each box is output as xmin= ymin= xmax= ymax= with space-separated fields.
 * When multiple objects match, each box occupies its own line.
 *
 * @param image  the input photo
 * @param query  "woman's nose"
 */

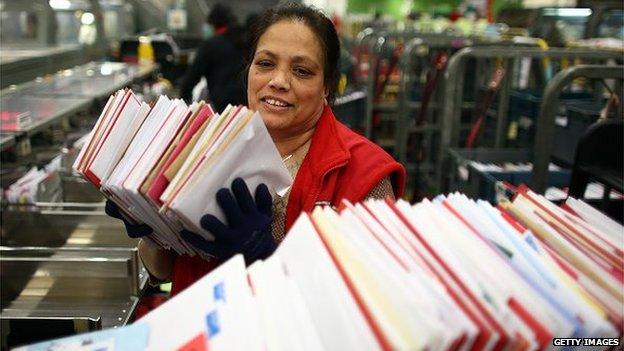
xmin=268 ymin=69 xmax=290 ymax=91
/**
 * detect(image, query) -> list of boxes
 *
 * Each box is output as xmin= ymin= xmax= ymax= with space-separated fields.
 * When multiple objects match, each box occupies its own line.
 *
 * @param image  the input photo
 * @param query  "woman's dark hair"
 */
xmin=247 ymin=3 xmax=341 ymax=103
xmin=207 ymin=3 xmax=236 ymax=28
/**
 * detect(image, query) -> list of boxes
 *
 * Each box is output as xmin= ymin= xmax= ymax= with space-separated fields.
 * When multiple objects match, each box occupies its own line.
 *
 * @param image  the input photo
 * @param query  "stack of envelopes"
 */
xmin=73 ymin=89 xmax=291 ymax=256
xmin=19 ymin=190 xmax=623 ymax=351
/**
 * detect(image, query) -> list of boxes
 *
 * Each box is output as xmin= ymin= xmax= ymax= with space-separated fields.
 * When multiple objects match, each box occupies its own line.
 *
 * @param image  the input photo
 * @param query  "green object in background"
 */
xmin=160 ymin=282 xmax=172 ymax=293
xmin=346 ymin=0 xmax=525 ymax=20
xmin=347 ymin=0 xmax=461 ymax=19
xmin=347 ymin=0 xmax=405 ymax=19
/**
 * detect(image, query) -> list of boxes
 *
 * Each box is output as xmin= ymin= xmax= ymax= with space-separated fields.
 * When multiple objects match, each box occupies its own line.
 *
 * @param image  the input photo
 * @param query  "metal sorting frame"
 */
xmin=1 ymin=197 xmax=147 ymax=345
xmin=357 ymin=29 xmax=542 ymax=194
xmin=437 ymin=47 xmax=622 ymax=192
xmin=0 ymin=246 xmax=142 ymax=296
xmin=0 ymin=247 xmax=144 ymax=332
xmin=394 ymin=36 xmax=524 ymax=184
xmin=363 ymin=31 xmax=455 ymax=142
xmin=363 ymin=30 xmax=418 ymax=141
xmin=531 ymin=65 xmax=624 ymax=193
xmin=357 ymin=29 xmax=530 ymax=141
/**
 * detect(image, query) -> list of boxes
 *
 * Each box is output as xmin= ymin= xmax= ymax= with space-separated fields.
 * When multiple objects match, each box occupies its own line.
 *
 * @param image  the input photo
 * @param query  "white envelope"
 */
xmin=248 ymin=256 xmax=322 ymax=351
xmin=140 ymin=255 xmax=262 ymax=351
xmin=89 ymin=94 xmax=144 ymax=182
xmin=169 ymin=112 xmax=291 ymax=239
xmin=275 ymin=214 xmax=382 ymax=351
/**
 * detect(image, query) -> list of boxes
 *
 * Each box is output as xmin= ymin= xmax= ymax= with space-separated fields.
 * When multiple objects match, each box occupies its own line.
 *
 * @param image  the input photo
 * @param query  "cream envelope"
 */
xmin=160 ymin=105 xmax=237 ymax=205
xmin=523 ymin=191 xmax=623 ymax=272
xmin=140 ymin=102 xmax=202 ymax=198
xmin=312 ymin=207 xmax=425 ymax=350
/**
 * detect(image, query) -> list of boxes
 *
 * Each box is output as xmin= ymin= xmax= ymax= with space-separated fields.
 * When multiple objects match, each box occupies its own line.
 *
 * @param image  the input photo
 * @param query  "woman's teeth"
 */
xmin=265 ymin=98 xmax=289 ymax=107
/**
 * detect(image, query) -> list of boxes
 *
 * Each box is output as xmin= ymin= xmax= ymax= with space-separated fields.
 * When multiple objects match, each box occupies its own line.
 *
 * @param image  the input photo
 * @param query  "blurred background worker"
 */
xmin=179 ymin=3 xmax=247 ymax=111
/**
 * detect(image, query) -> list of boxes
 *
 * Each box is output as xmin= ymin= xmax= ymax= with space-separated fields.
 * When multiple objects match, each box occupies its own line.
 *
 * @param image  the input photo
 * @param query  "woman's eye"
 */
xmin=255 ymin=60 xmax=273 ymax=68
xmin=294 ymin=68 xmax=312 ymax=77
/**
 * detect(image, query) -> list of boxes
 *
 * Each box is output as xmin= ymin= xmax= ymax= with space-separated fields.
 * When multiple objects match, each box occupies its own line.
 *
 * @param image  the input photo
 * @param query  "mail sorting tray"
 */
xmin=447 ymin=148 xmax=571 ymax=203
xmin=0 ymin=201 xmax=147 ymax=348
xmin=1 ymin=202 xmax=137 ymax=248
xmin=0 ymin=246 xmax=144 ymax=348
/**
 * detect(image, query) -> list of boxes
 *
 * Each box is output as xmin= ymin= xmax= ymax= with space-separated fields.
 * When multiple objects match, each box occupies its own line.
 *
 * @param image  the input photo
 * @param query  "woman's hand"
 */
xmin=105 ymin=200 xmax=173 ymax=282
xmin=181 ymin=177 xmax=276 ymax=265
xmin=105 ymin=200 xmax=153 ymax=238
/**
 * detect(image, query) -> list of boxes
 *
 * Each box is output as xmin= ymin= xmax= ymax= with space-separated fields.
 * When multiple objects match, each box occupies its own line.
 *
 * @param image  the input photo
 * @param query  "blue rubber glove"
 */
xmin=180 ymin=177 xmax=276 ymax=265
xmin=105 ymin=200 xmax=153 ymax=238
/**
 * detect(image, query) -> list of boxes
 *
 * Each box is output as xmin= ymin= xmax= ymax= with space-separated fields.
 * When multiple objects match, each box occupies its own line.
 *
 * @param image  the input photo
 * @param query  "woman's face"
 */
xmin=247 ymin=20 xmax=326 ymax=138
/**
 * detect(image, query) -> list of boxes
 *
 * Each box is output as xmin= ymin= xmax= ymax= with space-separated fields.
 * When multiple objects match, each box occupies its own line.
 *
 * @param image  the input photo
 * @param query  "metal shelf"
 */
xmin=0 ymin=95 xmax=92 ymax=136
xmin=0 ymin=133 xmax=16 ymax=151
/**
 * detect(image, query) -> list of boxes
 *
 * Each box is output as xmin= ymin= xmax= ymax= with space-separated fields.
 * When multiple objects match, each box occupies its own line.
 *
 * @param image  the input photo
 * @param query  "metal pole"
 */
xmin=396 ymin=38 xmax=425 ymax=165
xmin=494 ymin=60 xmax=513 ymax=147
xmin=531 ymin=65 xmax=624 ymax=193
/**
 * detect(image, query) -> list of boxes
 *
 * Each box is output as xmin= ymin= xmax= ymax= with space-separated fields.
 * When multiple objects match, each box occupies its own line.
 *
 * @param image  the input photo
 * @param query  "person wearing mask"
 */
xmin=107 ymin=3 xmax=406 ymax=295
xmin=179 ymin=3 xmax=246 ymax=111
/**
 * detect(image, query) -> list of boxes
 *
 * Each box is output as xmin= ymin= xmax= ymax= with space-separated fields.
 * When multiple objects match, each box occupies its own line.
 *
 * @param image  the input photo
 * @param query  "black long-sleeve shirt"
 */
xmin=180 ymin=32 xmax=247 ymax=112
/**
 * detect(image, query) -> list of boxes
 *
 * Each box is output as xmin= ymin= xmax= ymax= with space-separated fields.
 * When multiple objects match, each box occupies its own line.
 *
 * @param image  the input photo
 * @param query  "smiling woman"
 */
xmin=247 ymin=20 xmax=327 ymax=146
xmin=109 ymin=3 xmax=407 ymax=296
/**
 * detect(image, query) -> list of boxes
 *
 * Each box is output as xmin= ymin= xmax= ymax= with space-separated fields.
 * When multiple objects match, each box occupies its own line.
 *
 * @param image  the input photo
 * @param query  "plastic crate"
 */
xmin=448 ymin=148 xmax=571 ymax=203
xmin=552 ymin=101 xmax=603 ymax=166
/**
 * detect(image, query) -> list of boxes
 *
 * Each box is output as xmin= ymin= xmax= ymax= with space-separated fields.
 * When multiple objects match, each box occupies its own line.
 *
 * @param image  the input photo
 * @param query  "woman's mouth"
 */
xmin=260 ymin=96 xmax=293 ymax=111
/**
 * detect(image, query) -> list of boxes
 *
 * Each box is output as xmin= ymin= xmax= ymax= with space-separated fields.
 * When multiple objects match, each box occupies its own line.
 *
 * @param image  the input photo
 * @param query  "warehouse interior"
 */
xmin=0 ymin=0 xmax=622 ymax=349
